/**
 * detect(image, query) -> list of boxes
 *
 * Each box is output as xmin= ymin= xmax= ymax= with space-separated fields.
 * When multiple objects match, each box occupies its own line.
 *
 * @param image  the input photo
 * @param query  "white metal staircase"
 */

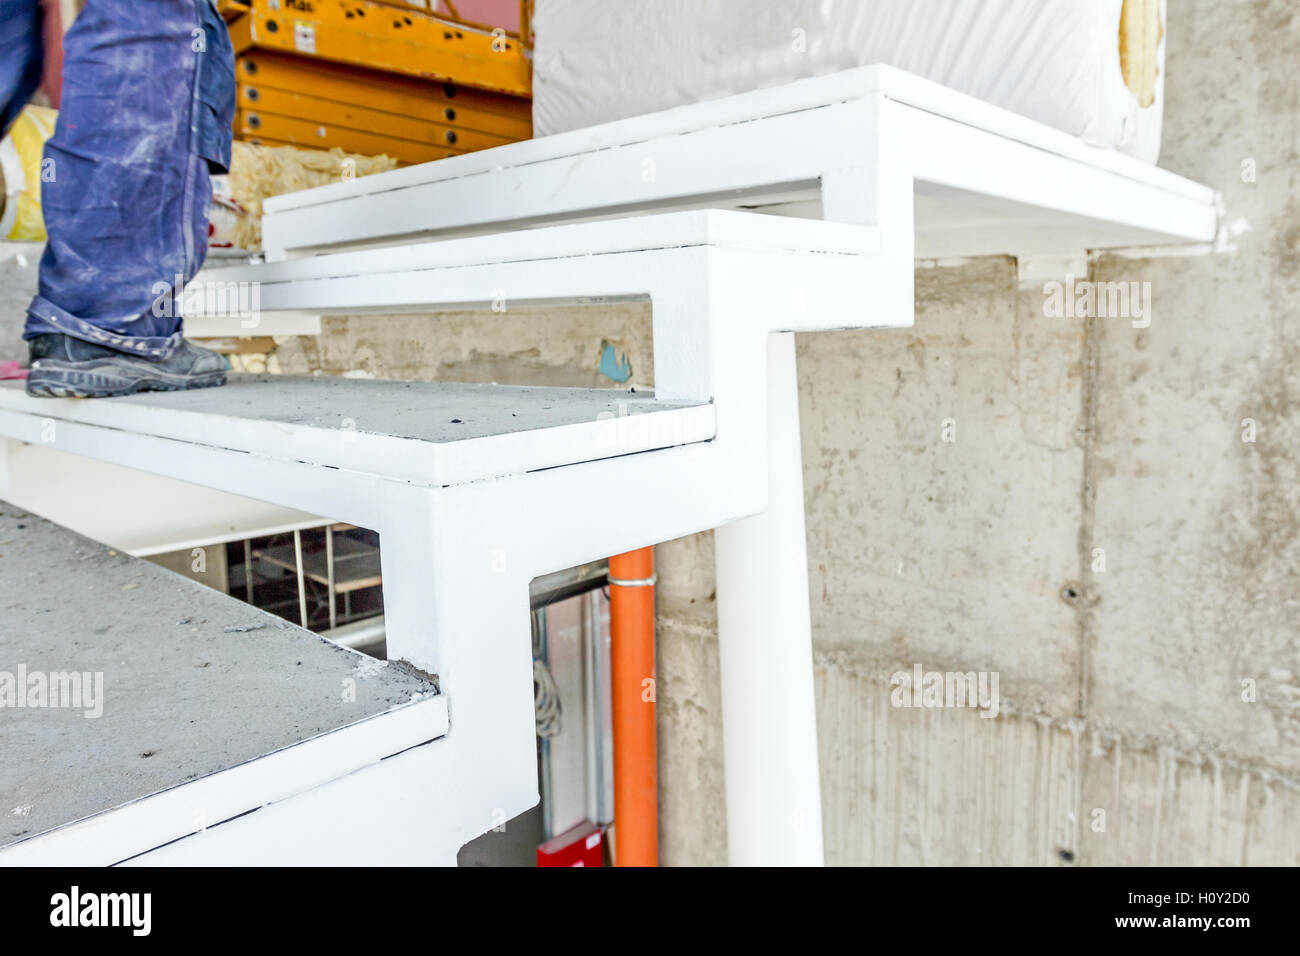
xmin=0 ymin=66 xmax=1217 ymax=866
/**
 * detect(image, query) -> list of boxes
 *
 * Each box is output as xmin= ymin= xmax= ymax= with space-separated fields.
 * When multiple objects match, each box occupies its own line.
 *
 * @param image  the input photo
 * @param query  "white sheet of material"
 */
xmin=532 ymin=0 xmax=1166 ymax=163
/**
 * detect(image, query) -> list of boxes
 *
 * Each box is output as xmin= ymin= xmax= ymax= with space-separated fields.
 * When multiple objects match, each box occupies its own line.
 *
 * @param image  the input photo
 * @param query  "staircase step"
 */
xmin=0 ymin=375 xmax=714 ymax=487
xmin=258 ymin=65 xmax=1217 ymax=261
xmin=0 ymin=500 xmax=445 ymax=864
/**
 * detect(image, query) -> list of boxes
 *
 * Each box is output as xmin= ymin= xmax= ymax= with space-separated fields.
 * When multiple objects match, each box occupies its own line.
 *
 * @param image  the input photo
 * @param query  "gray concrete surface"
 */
xmin=0 ymin=501 xmax=436 ymax=849
xmin=0 ymin=242 xmax=39 ymax=363
xmin=1 ymin=374 xmax=693 ymax=445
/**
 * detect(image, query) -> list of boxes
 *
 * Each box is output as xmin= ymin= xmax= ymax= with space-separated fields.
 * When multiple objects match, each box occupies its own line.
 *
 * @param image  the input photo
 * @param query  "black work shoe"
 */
xmin=25 ymin=334 xmax=228 ymax=398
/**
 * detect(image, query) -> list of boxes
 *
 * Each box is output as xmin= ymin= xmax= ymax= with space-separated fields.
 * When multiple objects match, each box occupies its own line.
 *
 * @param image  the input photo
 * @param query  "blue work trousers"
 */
xmin=1 ymin=0 xmax=235 ymax=357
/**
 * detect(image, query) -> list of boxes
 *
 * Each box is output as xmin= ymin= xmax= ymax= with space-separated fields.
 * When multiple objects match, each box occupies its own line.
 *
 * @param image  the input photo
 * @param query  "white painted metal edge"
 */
xmin=894 ymin=103 xmax=1219 ymax=244
xmin=127 ymin=516 xmax=333 ymax=558
xmin=118 ymin=741 xmax=461 ymax=866
xmin=0 ymin=693 xmax=448 ymax=867
xmin=0 ymin=396 xmax=716 ymax=487
xmin=0 ymin=437 xmax=326 ymax=557
xmin=265 ymin=64 xmax=1212 ymax=217
xmin=262 ymin=66 xmax=899 ymax=212
xmin=196 ymin=210 xmax=882 ymax=288
xmin=873 ymin=65 xmax=1213 ymax=202
xmin=184 ymin=309 xmax=321 ymax=340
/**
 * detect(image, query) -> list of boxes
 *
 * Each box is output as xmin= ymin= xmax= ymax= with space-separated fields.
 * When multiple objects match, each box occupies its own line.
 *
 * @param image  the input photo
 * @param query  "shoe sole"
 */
xmin=25 ymin=365 xmax=227 ymax=399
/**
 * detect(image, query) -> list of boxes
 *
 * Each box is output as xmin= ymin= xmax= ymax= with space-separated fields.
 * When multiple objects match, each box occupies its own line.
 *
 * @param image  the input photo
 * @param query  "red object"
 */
xmin=609 ymin=547 xmax=657 ymax=866
xmin=536 ymin=822 xmax=604 ymax=867
xmin=439 ymin=0 xmax=520 ymax=32
xmin=40 ymin=0 xmax=65 ymax=108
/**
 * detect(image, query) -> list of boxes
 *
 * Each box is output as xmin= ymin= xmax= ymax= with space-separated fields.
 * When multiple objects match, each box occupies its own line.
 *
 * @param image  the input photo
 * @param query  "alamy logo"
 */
xmin=890 ymin=663 xmax=1000 ymax=718
xmin=50 ymin=886 xmax=151 ymax=936
xmin=152 ymin=272 xmax=262 ymax=329
xmin=0 ymin=666 xmax=103 ymax=718
xmin=1042 ymin=274 xmax=1152 ymax=328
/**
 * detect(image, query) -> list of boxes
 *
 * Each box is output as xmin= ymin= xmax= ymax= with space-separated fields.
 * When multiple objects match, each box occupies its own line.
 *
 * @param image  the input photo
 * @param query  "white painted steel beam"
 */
xmin=257 ymin=65 xmax=1217 ymax=265
xmin=714 ymin=334 xmax=824 ymax=865
xmin=0 ymin=377 xmax=716 ymax=488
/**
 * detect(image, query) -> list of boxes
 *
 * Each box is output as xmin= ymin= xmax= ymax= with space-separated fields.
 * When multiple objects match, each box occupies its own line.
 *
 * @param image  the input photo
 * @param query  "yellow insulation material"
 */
xmin=225 ymin=140 xmax=398 ymax=251
xmin=0 ymin=105 xmax=58 ymax=241
xmin=1119 ymin=0 xmax=1162 ymax=108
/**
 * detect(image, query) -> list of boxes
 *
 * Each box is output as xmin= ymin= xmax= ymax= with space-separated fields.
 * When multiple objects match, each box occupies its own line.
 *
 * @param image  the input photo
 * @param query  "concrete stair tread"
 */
xmin=0 ymin=375 xmax=715 ymax=486
xmin=0 ymin=500 xmax=444 ymax=859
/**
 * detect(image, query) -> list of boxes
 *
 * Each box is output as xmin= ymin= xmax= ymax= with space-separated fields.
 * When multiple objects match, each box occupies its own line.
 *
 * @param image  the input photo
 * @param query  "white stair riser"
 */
xmin=0 ymin=698 xmax=449 ymax=866
xmin=263 ymin=100 xmax=882 ymax=258
xmin=260 ymin=80 xmax=1216 ymax=273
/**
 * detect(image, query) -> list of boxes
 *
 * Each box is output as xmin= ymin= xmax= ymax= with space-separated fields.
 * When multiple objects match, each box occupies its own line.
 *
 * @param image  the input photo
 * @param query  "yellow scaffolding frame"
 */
xmin=219 ymin=0 xmax=532 ymax=97
xmin=234 ymin=48 xmax=530 ymax=164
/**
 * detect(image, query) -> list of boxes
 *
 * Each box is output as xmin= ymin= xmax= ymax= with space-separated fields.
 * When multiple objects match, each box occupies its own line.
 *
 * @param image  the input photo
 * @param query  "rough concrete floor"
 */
xmin=0 ymin=502 xmax=436 ymax=849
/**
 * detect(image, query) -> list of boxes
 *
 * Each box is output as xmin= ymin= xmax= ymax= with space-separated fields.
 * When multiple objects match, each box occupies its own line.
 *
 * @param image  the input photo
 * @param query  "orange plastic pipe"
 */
xmin=608 ymin=546 xmax=657 ymax=866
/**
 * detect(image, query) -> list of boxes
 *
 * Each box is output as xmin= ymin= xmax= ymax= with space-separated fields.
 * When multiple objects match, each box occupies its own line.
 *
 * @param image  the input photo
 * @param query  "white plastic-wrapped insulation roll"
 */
xmin=532 ymin=0 xmax=1166 ymax=163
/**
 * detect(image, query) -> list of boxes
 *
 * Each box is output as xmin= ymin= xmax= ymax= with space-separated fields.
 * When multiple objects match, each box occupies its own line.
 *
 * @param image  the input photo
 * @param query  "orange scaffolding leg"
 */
xmin=608 ymin=546 xmax=657 ymax=866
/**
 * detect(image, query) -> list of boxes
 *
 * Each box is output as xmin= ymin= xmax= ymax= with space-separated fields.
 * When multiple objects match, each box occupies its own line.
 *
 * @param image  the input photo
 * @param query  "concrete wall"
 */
xmin=274 ymin=0 xmax=1300 ymax=866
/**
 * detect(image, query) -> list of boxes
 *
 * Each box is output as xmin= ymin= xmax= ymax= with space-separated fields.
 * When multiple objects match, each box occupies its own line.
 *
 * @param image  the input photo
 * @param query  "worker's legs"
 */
xmin=22 ymin=0 xmax=235 ymax=397
xmin=0 ymin=0 xmax=44 ymax=138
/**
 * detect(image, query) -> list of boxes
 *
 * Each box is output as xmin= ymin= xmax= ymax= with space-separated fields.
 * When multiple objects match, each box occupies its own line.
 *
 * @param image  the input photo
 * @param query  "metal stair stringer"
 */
xmin=0 ymin=209 xmax=890 ymax=860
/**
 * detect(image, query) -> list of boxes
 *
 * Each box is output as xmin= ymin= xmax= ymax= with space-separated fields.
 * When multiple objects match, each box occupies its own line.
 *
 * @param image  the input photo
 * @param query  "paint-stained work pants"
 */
xmin=0 ymin=0 xmax=235 ymax=357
